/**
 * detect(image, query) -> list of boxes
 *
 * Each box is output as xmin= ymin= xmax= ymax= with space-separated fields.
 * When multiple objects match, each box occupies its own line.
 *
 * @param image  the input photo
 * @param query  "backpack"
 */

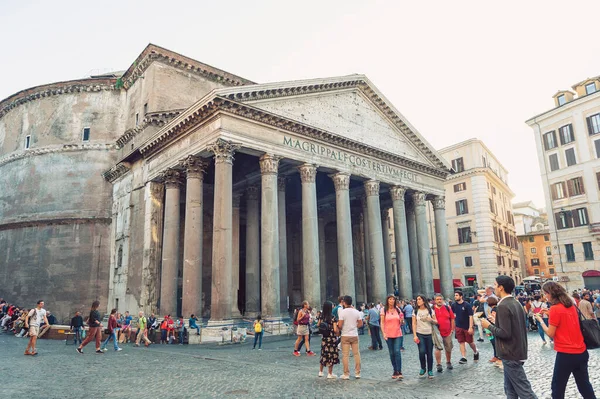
xmin=318 ymin=318 xmax=331 ymax=337
xmin=254 ymin=321 xmax=262 ymax=333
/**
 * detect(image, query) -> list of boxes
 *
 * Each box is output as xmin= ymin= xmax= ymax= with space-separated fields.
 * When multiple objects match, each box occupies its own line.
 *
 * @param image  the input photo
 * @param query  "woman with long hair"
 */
xmin=76 ymin=300 xmax=103 ymax=354
xmin=381 ymin=295 xmax=404 ymax=379
xmin=317 ymin=301 xmax=339 ymax=378
xmin=536 ymin=281 xmax=596 ymax=399
xmin=293 ymin=301 xmax=315 ymax=356
xmin=412 ymin=294 xmax=437 ymax=379
xmin=252 ymin=315 xmax=264 ymax=350
xmin=100 ymin=308 xmax=122 ymax=352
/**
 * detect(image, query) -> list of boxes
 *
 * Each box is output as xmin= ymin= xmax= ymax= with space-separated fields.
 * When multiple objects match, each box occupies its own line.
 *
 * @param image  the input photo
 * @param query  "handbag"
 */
xmin=576 ymin=307 xmax=600 ymax=350
xmin=104 ymin=328 xmax=110 ymax=335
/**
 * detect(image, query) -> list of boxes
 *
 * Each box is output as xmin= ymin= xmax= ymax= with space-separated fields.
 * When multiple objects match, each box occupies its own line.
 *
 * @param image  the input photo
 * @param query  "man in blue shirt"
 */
xmin=367 ymin=304 xmax=382 ymax=350
xmin=403 ymin=301 xmax=414 ymax=334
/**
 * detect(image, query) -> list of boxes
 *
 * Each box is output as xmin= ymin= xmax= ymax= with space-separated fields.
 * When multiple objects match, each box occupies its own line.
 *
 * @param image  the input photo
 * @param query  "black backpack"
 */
xmin=318 ymin=317 xmax=332 ymax=337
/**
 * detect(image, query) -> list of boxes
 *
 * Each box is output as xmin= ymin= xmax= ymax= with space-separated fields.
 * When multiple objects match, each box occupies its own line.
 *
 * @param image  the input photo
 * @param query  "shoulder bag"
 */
xmin=576 ymin=307 xmax=600 ymax=350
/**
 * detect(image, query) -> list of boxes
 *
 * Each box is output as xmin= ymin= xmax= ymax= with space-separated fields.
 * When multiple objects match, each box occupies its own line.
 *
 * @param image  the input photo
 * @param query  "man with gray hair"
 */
xmin=135 ymin=311 xmax=152 ymax=347
xmin=433 ymin=294 xmax=455 ymax=372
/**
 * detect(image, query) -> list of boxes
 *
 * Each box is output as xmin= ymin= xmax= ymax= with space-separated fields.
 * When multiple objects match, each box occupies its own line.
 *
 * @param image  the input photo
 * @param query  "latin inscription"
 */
xmin=283 ymin=136 xmax=418 ymax=182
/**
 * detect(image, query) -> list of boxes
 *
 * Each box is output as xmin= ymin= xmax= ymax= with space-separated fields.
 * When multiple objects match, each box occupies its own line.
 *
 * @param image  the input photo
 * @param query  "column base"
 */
xmin=262 ymin=317 xmax=292 ymax=336
xmin=201 ymin=320 xmax=247 ymax=344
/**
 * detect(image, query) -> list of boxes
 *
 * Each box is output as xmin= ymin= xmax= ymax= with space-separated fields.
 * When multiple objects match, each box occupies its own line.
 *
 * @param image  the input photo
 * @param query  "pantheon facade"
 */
xmin=0 ymin=44 xmax=452 ymax=322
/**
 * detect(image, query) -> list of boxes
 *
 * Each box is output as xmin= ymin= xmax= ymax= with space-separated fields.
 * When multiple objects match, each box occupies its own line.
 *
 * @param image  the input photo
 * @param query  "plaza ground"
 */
xmin=0 ymin=331 xmax=598 ymax=398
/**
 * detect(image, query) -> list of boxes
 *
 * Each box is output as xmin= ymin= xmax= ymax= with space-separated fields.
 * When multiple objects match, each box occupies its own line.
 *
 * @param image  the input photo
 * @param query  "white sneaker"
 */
xmin=327 ymin=374 xmax=337 ymax=379
xmin=318 ymin=371 xmax=324 ymax=377
xmin=115 ymin=348 xmax=122 ymax=352
xmin=355 ymin=374 xmax=361 ymax=379
xmin=341 ymin=375 xmax=350 ymax=380
xmin=101 ymin=348 xmax=108 ymax=352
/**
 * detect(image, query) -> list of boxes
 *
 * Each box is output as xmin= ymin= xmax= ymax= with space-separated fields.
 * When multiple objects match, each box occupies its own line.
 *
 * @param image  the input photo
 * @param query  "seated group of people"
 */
xmin=0 ymin=299 xmax=56 ymax=338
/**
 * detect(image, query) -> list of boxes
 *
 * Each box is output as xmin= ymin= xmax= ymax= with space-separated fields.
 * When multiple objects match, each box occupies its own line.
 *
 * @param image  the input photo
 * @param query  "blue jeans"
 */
xmin=161 ymin=329 xmax=167 ymax=343
xmin=178 ymin=330 xmax=184 ymax=344
xmin=253 ymin=332 xmax=263 ymax=349
xmin=536 ymin=319 xmax=551 ymax=342
xmin=552 ymin=351 xmax=595 ymax=399
xmin=73 ymin=327 xmax=82 ymax=344
xmin=502 ymin=360 xmax=537 ymax=399
xmin=417 ymin=333 xmax=433 ymax=372
xmin=385 ymin=337 xmax=402 ymax=373
xmin=189 ymin=324 xmax=200 ymax=335
xmin=101 ymin=331 xmax=119 ymax=350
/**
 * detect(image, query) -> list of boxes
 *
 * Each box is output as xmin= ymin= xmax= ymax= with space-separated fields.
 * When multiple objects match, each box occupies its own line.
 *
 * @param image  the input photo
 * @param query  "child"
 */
xmin=253 ymin=315 xmax=264 ymax=350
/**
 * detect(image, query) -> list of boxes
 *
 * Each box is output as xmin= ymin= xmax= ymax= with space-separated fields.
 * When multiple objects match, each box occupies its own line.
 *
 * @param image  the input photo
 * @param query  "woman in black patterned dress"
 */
xmin=317 ymin=301 xmax=340 ymax=379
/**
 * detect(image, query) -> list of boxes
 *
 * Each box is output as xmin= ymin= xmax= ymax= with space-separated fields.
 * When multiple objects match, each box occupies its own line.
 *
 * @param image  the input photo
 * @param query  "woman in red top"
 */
xmin=536 ymin=282 xmax=596 ymax=399
xmin=380 ymin=295 xmax=404 ymax=380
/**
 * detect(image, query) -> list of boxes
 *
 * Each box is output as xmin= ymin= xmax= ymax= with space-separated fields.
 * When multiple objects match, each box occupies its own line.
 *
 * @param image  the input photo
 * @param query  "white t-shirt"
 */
xmin=28 ymin=308 xmax=46 ymax=327
xmin=339 ymin=307 xmax=362 ymax=337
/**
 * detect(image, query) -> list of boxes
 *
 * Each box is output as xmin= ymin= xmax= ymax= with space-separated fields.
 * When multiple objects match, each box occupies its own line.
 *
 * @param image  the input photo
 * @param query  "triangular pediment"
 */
xmin=215 ymin=75 xmax=450 ymax=171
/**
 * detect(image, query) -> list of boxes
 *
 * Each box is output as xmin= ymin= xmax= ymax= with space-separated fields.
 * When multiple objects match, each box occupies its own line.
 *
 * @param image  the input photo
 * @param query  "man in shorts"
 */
xmin=451 ymin=291 xmax=479 ymax=364
xmin=433 ymin=294 xmax=455 ymax=372
xmin=24 ymin=300 xmax=49 ymax=356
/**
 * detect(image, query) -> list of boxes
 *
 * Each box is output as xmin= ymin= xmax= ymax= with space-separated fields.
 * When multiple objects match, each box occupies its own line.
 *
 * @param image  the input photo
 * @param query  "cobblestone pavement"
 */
xmin=1 ymin=331 xmax=598 ymax=399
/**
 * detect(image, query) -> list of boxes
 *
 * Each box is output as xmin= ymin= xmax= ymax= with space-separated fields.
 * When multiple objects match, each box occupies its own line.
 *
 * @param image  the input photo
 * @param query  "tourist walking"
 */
xmin=481 ymin=276 xmax=537 ymax=399
xmin=293 ymin=301 xmax=315 ymax=356
xmin=253 ymin=315 xmax=264 ymax=350
xmin=579 ymin=292 xmax=596 ymax=320
xmin=77 ymin=300 xmax=103 ymax=354
xmin=433 ymin=294 xmax=455 ymax=372
xmin=24 ymin=300 xmax=48 ymax=356
xmin=367 ymin=303 xmax=383 ymax=350
xmin=317 ymin=301 xmax=339 ymax=379
xmin=412 ymin=295 xmax=437 ymax=379
xmin=472 ymin=294 xmax=485 ymax=342
xmin=100 ymin=308 xmax=122 ymax=352
xmin=338 ymin=295 xmax=363 ymax=380
xmin=404 ymin=301 xmax=414 ymax=334
xmin=532 ymin=295 xmax=551 ymax=343
xmin=535 ymin=282 xmax=596 ymax=399
xmin=381 ymin=295 xmax=404 ymax=379
xmin=70 ymin=311 xmax=84 ymax=345
xmin=135 ymin=311 xmax=152 ymax=347
xmin=451 ymin=291 xmax=479 ymax=364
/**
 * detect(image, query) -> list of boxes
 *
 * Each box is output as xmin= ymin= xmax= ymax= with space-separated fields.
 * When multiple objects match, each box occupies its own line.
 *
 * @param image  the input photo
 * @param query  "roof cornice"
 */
xmin=139 ymin=97 xmax=449 ymax=179
xmin=446 ymin=166 xmax=515 ymax=197
xmin=115 ymin=108 xmax=184 ymax=149
xmin=120 ymin=44 xmax=255 ymax=90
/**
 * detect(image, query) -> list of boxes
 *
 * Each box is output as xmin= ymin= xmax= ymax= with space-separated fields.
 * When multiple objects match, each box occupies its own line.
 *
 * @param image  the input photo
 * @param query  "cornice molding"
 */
xmin=0 ymin=79 xmax=117 ymax=120
xmin=0 ymin=143 xmax=116 ymax=168
xmin=116 ymin=109 xmax=184 ymax=149
xmin=103 ymin=162 xmax=131 ymax=183
xmin=0 ymin=216 xmax=112 ymax=232
xmin=139 ymin=98 xmax=448 ymax=179
xmin=120 ymin=45 xmax=254 ymax=90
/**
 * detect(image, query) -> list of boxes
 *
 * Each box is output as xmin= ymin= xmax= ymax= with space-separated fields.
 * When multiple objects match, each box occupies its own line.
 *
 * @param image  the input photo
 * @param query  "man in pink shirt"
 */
xmin=433 ymin=294 xmax=455 ymax=372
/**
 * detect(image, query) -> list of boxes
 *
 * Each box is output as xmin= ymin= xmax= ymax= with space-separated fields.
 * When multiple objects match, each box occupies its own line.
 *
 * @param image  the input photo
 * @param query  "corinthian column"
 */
xmin=298 ymin=163 xmax=321 ymax=307
xmin=381 ymin=207 xmax=394 ymax=296
xmin=361 ymin=196 xmax=372 ymax=301
xmin=413 ymin=192 xmax=434 ymax=298
xmin=259 ymin=154 xmax=281 ymax=319
xmin=207 ymin=139 xmax=240 ymax=322
xmin=331 ymin=172 xmax=355 ymax=300
xmin=390 ymin=186 xmax=412 ymax=299
xmin=181 ymin=156 xmax=207 ymax=318
xmin=231 ymin=194 xmax=242 ymax=318
xmin=159 ymin=169 xmax=182 ymax=316
xmin=433 ymin=196 xmax=453 ymax=300
xmin=406 ymin=198 xmax=421 ymax=296
xmin=245 ymin=186 xmax=260 ymax=317
xmin=278 ymin=177 xmax=289 ymax=314
xmin=364 ymin=180 xmax=387 ymax=302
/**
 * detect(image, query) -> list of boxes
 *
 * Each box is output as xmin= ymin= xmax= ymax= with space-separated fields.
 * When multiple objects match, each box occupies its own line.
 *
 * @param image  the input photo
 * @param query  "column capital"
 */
xmin=160 ymin=169 xmax=182 ymax=189
xmin=207 ymin=138 xmax=241 ymax=165
xmin=259 ymin=154 xmax=281 ymax=175
xmin=181 ymin=155 xmax=207 ymax=179
xmin=246 ymin=185 xmax=259 ymax=200
xmin=331 ymin=172 xmax=351 ymax=191
xmin=298 ymin=163 xmax=317 ymax=183
xmin=432 ymin=195 xmax=446 ymax=210
xmin=232 ymin=193 xmax=243 ymax=208
xmin=411 ymin=191 xmax=426 ymax=207
xmin=364 ymin=180 xmax=380 ymax=197
xmin=277 ymin=176 xmax=287 ymax=192
xmin=390 ymin=186 xmax=407 ymax=201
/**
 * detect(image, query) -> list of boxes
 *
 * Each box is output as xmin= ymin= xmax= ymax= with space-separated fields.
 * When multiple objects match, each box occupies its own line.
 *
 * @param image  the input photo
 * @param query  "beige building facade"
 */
xmin=427 ymin=139 xmax=521 ymax=288
xmin=526 ymin=76 xmax=600 ymax=289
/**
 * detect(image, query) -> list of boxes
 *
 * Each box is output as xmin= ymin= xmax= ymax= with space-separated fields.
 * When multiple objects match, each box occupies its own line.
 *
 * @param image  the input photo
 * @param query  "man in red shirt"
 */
xmin=433 ymin=294 xmax=455 ymax=372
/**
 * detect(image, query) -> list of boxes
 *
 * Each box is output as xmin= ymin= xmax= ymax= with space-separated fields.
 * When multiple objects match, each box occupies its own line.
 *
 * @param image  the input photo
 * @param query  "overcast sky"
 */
xmin=2 ymin=1 xmax=599 ymax=207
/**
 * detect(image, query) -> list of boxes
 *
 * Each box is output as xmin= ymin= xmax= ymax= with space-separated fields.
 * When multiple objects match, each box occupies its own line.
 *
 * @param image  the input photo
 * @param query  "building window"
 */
xmin=546 ymin=246 xmax=551 ymax=255
xmin=528 ymin=236 xmax=535 ymax=243
xmin=587 ymin=113 xmax=600 ymax=135
xmin=135 ymin=113 xmax=139 ymax=127
xmin=531 ymin=258 xmax=540 ymax=266
xmin=458 ymin=227 xmax=472 ymax=244
xmin=25 ymin=135 xmax=31 ymax=149
xmin=144 ymin=103 xmax=148 ymax=115
xmin=489 ymin=198 xmax=495 ymax=214
xmin=544 ymin=235 xmax=549 ymax=241
xmin=559 ymin=125 xmax=575 ymax=145
xmin=549 ymin=153 xmax=560 ymax=171
xmin=531 ymin=248 xmax=537 ymax=254
xmin=534 ymin=269 xmax=540 ymax=275
xmin=565 ymin=244 xmax=575 ymax=262
xmin=565 ymin=148 xmax=577 ymax=166
xmin=454 ymin=182 xmax=466 ymax=192
xmin=583 ymin=242 xmax=594 ymax=260
xmin=555 ymin=211 xmax=573 ymax=229
xmin=499 ymin=229 xmax=505 ymax=245
xmin=551 ymin=182 xmax=566 ymax=200
xmin=465 ymin=256 xmax=473 ymax=267
xmin=497 ymin=255 xmax=502 ymax=266
xmin=549 ymin=268 xmax=555 ymax=275
xmin=586 ymin=82 xmax=596 ymax=95
xmin=455 ymin=199 xmax=469 ymax=215
xmin=568 ymin=177 xmax=585 ymax=196
xmin=548 ymin=257 xmax=553 ymax=265
xmin=543 ymin=131 xmax=558 ymax=150
xmin=513 ymin=260 xmax=519 ymax=269
xmin=451 ymin=157 xmax=464 ymax=173
xmin=597 ymin=172 xmax=600 ymax=191
xmin=82 ymin=127 xmax=90 ymax=142
xmin=574 ymin=207 xmax=589 ymax=227
xmin=557 ymin=94 xmax=566 ymax=106
xmin=493 ymin=227 xmax=499 ymax=242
